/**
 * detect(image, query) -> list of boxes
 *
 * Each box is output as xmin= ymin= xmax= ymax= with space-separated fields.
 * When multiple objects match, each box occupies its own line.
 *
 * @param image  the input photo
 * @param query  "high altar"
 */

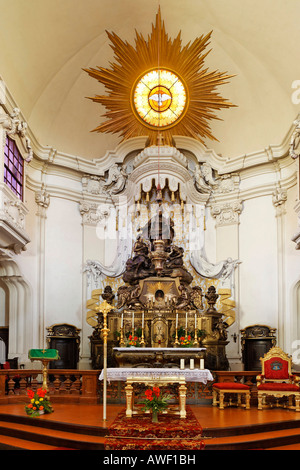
xmin=87 ymin=200 xmax=232 ymax=371
xmin=83 ymin=8 xmax=239 ymax=373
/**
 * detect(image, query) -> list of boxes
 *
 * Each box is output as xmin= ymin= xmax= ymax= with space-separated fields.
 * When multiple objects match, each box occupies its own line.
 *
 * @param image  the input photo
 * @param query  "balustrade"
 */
xmin=0 ymin=369 xmax=100 ymax=404
xmin=0 ymin=369 xmax=259 ymax=405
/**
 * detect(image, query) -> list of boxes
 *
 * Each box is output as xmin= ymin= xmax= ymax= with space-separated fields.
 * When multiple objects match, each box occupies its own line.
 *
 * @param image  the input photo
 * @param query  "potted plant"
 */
xmin=25 ymin=388 xmax=53 ymax=417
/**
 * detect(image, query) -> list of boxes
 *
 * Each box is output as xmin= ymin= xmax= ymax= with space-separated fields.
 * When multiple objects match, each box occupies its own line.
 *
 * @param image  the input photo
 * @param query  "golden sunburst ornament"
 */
xmin=84 ymin=7 xmax=235 ymax=146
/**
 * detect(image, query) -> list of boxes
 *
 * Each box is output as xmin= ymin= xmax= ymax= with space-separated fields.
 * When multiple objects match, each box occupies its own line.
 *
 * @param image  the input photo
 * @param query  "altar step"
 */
xmin=1 ymin=407 xmax=300 ymax=450
xmin=0 ymin=417 xmax=107 ymax=450
xmin=203 ymin=422 xmax=300 ymax=450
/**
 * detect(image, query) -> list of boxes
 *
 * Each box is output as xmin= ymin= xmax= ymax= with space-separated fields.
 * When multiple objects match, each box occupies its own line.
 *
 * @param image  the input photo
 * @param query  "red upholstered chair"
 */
xmin=256 ymin=346 xmax=300 ymax=411
xmin=212 ymin=382 xmax=251 ymax=410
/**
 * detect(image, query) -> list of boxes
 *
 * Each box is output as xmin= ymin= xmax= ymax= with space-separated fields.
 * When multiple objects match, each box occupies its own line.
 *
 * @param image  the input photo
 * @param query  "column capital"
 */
xmin=211 ymin=200 xmax=243 ymax=226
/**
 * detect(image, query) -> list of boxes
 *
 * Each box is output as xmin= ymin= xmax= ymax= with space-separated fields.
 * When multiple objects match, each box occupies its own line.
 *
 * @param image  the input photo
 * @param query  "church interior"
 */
xmin=0 ymin=0 xmax=300 ymax=452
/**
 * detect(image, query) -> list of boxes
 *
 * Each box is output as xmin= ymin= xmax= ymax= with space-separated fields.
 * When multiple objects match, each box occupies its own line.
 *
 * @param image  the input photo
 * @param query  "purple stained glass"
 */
xmin=4 ymin=136 xmax=23 ymax=200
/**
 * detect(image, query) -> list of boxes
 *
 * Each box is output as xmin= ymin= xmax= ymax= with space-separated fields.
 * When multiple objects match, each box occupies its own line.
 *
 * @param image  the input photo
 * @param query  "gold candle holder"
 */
xmin=174 ymin=326 xmax=179 ymax=346
xmin=119 ymin=326 xmax=125 ymax=346
xmin=140 ymin=327 xmax=145 ymax=346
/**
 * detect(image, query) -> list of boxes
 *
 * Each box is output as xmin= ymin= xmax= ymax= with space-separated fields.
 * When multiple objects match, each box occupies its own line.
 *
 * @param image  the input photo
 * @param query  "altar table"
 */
xmin=113 ymin=347 xmax=206 ymax=368
xmin=99 ymin=368 xmax=213 ymax=418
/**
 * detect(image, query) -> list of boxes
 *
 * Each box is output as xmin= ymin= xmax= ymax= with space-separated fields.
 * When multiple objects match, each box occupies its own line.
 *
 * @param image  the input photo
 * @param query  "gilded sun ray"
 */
xmin=84 ymin=7 xmax=235 ymax=146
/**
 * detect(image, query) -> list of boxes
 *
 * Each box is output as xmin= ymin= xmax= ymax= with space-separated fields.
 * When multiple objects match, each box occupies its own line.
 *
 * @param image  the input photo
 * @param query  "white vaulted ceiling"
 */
xmin=0 ymin=0 xmax=299 ymax=161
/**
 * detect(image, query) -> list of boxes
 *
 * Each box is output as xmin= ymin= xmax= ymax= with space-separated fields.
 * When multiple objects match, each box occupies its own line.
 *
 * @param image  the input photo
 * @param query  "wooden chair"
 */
xmin=256 ymin=346 xmax=300 ymax=411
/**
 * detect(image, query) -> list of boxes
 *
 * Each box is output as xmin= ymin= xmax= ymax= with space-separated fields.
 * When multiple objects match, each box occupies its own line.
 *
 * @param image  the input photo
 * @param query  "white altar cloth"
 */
xmin=99 ymin=367 xmax=213 ymax=383
xmin=113 ymin=347 xmax=206 ymax=352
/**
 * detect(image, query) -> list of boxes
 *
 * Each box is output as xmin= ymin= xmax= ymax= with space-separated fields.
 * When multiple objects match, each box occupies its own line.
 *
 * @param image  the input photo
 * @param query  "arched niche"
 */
xmin=0 ymin=251 xmax=33 ymax=364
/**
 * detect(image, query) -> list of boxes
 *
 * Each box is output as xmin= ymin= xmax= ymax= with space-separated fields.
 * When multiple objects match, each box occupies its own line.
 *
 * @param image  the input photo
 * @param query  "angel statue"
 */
xmin=290 ymin=119 xmax=300 ymax=160
xmin=103 ymin=163 xmax=127 ymax=194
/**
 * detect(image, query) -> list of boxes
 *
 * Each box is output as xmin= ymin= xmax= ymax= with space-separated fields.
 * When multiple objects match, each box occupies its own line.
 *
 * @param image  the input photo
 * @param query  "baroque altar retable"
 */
xmin=88 ymin=203 xmax=231 ymax=371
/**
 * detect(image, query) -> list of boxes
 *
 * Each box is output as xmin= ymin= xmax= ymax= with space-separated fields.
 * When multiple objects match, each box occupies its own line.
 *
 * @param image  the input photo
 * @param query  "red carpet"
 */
xmin=104 ymin=406 xmax=205 ymax=450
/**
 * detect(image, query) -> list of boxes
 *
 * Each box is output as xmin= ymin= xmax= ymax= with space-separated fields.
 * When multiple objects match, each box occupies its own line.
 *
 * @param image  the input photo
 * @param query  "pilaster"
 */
xmin=35 ymin=186 xmax=50 ymax=348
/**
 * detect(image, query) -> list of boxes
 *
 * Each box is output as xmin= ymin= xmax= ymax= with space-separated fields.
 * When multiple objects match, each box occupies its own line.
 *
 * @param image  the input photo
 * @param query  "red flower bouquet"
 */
xmin=141 ymin=386 xmax=171 ymax=422
xmin=25 ymin=388 xmax=53 ymax=417
xmin=126 ymin=334 xmax=141 ymax=347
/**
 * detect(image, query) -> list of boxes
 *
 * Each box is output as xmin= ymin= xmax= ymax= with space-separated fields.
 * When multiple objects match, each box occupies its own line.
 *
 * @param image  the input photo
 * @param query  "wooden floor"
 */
xmin=1 ymin=402 xmax=300 ymax=450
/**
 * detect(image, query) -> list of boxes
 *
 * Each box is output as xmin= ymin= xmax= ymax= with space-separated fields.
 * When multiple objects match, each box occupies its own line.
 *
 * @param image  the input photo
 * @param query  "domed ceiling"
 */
xmin=0 ymin=0 xmax=299 ymax=161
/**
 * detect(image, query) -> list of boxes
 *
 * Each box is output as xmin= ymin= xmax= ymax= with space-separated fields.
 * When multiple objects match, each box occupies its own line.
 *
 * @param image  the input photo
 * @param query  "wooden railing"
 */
xmin=0 ymin=369 xmax=101 ymax=404
xmin=0 ymin=369 xmax=259 ymax=405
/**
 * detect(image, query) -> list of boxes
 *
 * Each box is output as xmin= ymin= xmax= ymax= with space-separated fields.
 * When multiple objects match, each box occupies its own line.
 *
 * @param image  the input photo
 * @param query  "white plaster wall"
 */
xmin=239 ymin=196 xmax=278 ymax=330
xmin=284 ymin=185 xmax=300 ymax=353
xmin=44 ymin=197 xmax=82 ymax=335
xmin=16 ymin=188 xmax=39 ymax=348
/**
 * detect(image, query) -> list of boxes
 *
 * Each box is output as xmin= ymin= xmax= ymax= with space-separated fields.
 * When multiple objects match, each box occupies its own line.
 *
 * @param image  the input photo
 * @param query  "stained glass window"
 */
xmin=4 ymin=136 xmax=24 ymax=200
xmin=133 ymin=69 xmax=187 ymax=128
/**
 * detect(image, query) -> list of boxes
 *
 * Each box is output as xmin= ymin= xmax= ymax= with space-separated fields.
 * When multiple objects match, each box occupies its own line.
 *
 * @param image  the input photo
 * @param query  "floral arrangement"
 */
xmin=141 ymin=386 xmax=171 ymax=422
xmin=179 ymin=335 xmax=193 ymax=347
xmin=125 ymin=328 xmax=142 ymax=347
xmin=126 ymin=334 xmax=141 ymax=347
xmin=25 ymin=388 xmax=53 ymax=417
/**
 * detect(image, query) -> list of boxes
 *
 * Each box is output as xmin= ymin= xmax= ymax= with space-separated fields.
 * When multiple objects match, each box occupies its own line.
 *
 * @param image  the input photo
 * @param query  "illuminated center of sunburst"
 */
xmin=133 ymin=69 xmax=187 ymax=128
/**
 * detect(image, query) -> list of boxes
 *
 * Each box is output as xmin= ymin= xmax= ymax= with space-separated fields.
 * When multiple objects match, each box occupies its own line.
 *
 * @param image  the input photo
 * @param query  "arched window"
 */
xmin=4 ymin=136 xmax=24 ymax=200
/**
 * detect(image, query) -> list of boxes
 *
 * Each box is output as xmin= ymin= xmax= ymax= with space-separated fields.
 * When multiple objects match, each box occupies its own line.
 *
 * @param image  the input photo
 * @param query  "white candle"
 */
xmin=200 ymin=359 xmax=204 ymax=370
xmin=121 ymin=313 xmax=123 ymax=328
xmin=142 ymin=312 xmax=144 ymax=328
xmin=180 ymin=359 xmax=185 ymax=370
xmin=195 ymin=313 xmax=197 ymax=329
xmin=132 ymin=312 xmax=134 ymax=329
xmin=185 ymin=312 xmax=187 ymax=329
xmin=176 ymin=313 xmax=178 ymax=329
xmin=190 ymin=359 xmax=194 ymax=370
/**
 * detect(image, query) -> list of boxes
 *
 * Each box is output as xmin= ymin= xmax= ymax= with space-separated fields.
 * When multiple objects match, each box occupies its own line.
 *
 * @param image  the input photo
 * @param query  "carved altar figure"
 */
xmin=117 ymin=284 xmax=144 ymax=309
xmin=122 ymin=236 xmax=155 ymax=284
xmin=205 ymin=285 xmax=219 ymax=312
xmin=141 ymin=211 xmax=175 ymax=250
xmin=162 ymin=244 xmax=193 ymax=285
xmin=176 ymin=284 xmax=190 ymax=309
xmin=101 ymin=285 xmax=115 ymax=304
xmin=190 ymin=286 xmax=204 ymax=310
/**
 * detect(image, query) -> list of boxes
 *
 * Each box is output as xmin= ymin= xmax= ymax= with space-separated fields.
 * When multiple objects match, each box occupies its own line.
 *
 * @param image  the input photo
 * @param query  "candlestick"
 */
xmin=119 ymin=326 xmax=125 ymax=346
